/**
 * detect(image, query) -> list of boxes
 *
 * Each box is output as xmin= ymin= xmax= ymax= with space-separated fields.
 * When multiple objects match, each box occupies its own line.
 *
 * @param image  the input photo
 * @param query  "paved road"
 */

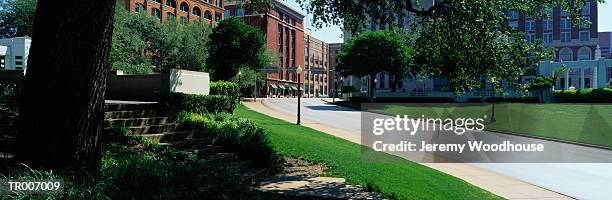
xmin=261 ymin=98 xmax=612 ymax=200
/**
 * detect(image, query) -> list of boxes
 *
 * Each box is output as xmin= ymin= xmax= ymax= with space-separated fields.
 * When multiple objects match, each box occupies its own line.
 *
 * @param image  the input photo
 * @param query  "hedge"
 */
xmin=553 ymin=88 xmax=612 ymax=103
xmin=159 ymin=92 xmax=237 ymax=114
xmin=177 ymin=112 xmax=282 ymax=169
xmin=210 ymin=81 xmax=240 ymax=103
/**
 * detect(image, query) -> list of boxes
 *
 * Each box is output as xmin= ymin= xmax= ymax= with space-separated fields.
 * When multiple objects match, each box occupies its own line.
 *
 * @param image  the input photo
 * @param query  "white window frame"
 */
xmin=543 ymin=33 xmax=553 ymax=44
xmin=526 ymin=20 xmax=536 ymax=31
xmin=561 ymin=32 xmax=571 ymax=43
xmin=543 ymin=19 xmax=553 ymax=31
xmin=560 ymin=18 xmax=571 ymax=29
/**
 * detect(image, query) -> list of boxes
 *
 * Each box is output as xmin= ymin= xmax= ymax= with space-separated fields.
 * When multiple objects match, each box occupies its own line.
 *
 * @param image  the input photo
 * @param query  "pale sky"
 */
xmin=285 ymin=0 xmax=612 ymax=44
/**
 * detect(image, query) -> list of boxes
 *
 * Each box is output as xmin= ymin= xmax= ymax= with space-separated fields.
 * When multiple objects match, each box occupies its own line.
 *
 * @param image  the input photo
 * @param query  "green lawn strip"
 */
xmin=234 ymin=104 xmax=502 ymax=200
xmin=366 ymin=103 xmax=612 ymax=148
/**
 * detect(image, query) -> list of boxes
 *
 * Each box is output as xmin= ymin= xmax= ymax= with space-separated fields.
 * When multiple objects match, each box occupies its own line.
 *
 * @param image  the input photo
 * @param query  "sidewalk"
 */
xmin=242 ymin=100 xmax=574 ymax=200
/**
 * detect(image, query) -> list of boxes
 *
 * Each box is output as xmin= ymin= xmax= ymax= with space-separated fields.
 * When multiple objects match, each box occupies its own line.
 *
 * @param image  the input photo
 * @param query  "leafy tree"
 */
xmin=337 ymin=31 xmax=413 ymax=101
xmin=0 ymin=0 xmax=37 ymax=38
xmin=109 ymin=6 xmax=151 ymax=74
xmin=207 ymin=17 xmax=268 ymax=81
xmin=528 ymin=76 xmax=555 ymax=103
xmin=17 ymin=0 xmax=116 ymax=172
xmin=297 ymin=0 xmax=597 ymax=94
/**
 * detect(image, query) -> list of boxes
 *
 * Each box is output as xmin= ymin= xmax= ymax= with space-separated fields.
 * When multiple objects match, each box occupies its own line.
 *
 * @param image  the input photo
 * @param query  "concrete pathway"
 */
xmin=243 ymin=99 xmax=575 ymax=200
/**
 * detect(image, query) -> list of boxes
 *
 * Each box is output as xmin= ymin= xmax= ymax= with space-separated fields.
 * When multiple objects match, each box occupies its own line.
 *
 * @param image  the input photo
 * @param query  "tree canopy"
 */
xmin=0 ymin=0 xmax=37 ymax=38
xmin=207 ymin=17 xmax=269 ymax=81
xmin=338 ymin=31 xmax=413 ymax=99
xmin=110 ymin=6 xmax=212 ymax=74
xmin=297 ymin=0 xmax=596 ymax=94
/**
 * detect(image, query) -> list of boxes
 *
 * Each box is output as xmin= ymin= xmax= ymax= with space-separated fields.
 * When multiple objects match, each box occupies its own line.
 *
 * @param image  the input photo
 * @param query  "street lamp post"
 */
xmin=372 ymin=78 xmax=377 ymax=103
xmin=490 ymin=77 xmax=497 ymax=122
xmin=297 ymin=65 xmax=302 ymax=125
xmin=238 ymin=70 xmax=242 ymax=98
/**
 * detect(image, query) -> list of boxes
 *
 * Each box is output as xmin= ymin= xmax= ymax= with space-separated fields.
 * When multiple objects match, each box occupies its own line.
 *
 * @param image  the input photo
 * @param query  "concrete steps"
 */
xmin=104 ymin=110 xmax=163 ymax=119
xmin=138 ymin=130 xmax=195 ymax=143
xmin=106 ymin=117 xmax=172 ymax=127
xmin=127 ymin=123 xmax=179 ymax=135
xmin=255 ymin=176 xmax=386 ymax=200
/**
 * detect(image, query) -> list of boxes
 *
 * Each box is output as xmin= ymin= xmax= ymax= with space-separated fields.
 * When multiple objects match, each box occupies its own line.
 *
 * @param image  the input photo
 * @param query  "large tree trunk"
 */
xmin=16 ymin=0 xmax=116 ymax=173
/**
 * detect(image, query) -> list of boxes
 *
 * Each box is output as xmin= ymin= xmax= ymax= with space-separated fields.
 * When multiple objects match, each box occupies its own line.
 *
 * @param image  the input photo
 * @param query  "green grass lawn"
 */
xmin=234 ymin=104 xmax=502 ymax=200
xmin=365 ymin=103 xmax=612 ymax=148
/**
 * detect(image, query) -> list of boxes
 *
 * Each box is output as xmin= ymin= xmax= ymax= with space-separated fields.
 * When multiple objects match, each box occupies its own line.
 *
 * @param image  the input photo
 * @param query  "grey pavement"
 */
xmin=260 ymin=98 xmax=612 ymax=200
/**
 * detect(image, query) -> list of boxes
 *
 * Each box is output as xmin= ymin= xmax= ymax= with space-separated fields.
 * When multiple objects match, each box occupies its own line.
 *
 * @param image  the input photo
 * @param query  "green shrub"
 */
xmin=210 ymin=81 xmax=240 ymax=103
xmin=159 ymin=92 xmax=237 ymax=115
xmin=553 ymin=88 xmax=612 ymax=102
xmin=178 ymin=112 xmax=282 ymax=170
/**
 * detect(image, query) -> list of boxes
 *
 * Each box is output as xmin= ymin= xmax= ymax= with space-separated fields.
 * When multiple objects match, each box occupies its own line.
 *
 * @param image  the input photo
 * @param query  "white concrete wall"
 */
xmin=0 ymin=37 xmax=31 ymax=71
xmin=162 ymin=69 xmax=210 ymax=95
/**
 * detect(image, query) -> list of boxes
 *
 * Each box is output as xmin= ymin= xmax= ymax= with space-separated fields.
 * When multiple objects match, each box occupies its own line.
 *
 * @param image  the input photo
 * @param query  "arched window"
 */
xmin=192 ymin=7 xmax=201 ymax=16
xmin=180 ymin=16 xmax=189 ymax=24
xmin=215 ymin=13 xmax=221 ymax=22
xmin=167 ymin=12 xmax=176 ymax=21
xmin=166 ymin=0 xmax=176 ymax=8
xmin=179 ymin=2 xmax=189 ymax=12
xmin=215 ymin=0 xmax=221 ymax=7
xmin=135 ymin=3 xmax=145 ymax=13
xmin=578 ymin=47 xmax=592 ymax=60
xmin=204 ymin=11 xmax=212 ymax=20
xmin=559 ymin=48 xmax=573 ymax=61
xmin=152 ymin=8 xmax=161 ymax=19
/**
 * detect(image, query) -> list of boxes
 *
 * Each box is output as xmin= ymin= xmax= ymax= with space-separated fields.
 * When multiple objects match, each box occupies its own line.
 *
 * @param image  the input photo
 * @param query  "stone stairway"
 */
xmin=104 ymin=101 xmax=267 ymax=181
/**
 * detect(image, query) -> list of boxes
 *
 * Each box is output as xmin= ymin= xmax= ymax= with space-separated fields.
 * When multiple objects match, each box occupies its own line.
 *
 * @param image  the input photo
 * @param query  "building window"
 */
xmin=166 ymin=0 xmax=176 ymax=8
xmin=508 ymin=10 xmax=519 ymax=20
xmin=543 ymin=19 xmax=553 ymax=31
xmin=508 ymin=21 xmax=519 ymax=29
xmin=561 ymin=8 xmax=570 ymax=17
xmin=543 ymin=33 xmax=553 ymax=44
xmin=560 ymin=18 xmax=571 ymax=29
xmin=167 ymin=12 xmax=175 ymax=22
xmin=204 ymin=11 xmax=212 ymax=20
xmin=180 ymin=2 xmax=189 ymax=12
xmin=236 ymin=8 xmax=245 ymax=16
xmin=559 ymin=48 xmax=573 ymax=61
xmin=525 ymin=33 xmax=536 ymax=43
xmin=224 ymin=10 xmax=230 ymax=17
xmin=215 ymin=13 xmax=221 ymax=22
xmin=580 ymin=16 xmax=591 ymax=29
xmin=192 ymin=7 xmax=201 ymax=16
xmin=561 ymin=32 xmax=571 ymax=42
xmin=579 ymin=31 xmax=590 ymax=41
xmin=525 ymin=20 xmax=536 ymax=31
xmin=152 ymin=8 xmax=161 ymax=19
xmin=216 ymin=0 xmax=221 ymax=7
xmin=578 ymin=47 xmax=592 ymax=60
xmin=135 ymin=3 xmax=145 ymax=13
xmin=180 ymin=16 xmax=188 ymax=24
xmin=582 ymin=2 xmax=591 ymax=15
xmin=15 ymin=56 xmax=23 ymax=66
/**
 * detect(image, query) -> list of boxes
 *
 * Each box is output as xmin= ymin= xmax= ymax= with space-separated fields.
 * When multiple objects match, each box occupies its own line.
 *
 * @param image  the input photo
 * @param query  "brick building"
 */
xmin=118 ymin=0 xmax=225 ymax=25
xmin=507 ymin=1 xmax=598 ymax=61
xmin=304 ymin=29 xmax=330 ymax=97
xmin=599 ymin=32 xmax=612 ymax=59
xmin=328 ymin=43 xmax=342 ymax=97
xmin=225 ymin=0 xmax=305 ymax=97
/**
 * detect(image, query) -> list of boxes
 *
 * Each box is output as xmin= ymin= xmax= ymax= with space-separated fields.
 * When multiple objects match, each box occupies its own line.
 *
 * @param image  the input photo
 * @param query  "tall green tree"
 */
xmin=207 ymin=17 xmax=268 ymax=81
xmin=528 ymin=76 xmax=555 ymax=103
xmin=298 ymin=0 xmax=597 ymax=94
xmin=0 ymin=0 xmax=37 ymax=38
xmin=338 ymin=31 xmax=413 ymax=101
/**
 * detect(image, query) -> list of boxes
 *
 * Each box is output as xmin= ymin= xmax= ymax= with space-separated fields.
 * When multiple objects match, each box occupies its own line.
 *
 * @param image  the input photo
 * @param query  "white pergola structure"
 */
xmin=539 ymin=46 xmax=612 ymax=90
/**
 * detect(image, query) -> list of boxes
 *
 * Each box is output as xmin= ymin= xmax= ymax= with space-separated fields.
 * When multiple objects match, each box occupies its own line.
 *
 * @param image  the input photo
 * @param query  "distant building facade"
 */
xmin=328 ymin=43 xmax=342 ymax=97
xmin=225 ymin=0 xmax=306 ymax=97
xmin=304 ymin=30 xmax=330 ymax=97
xmin=0 ymin=37 xmax=31 ymax=71
xmin=118 ymin=0 xmax=225 ymax=25
xmin=599 ymin=32 xmax=612 ymax=59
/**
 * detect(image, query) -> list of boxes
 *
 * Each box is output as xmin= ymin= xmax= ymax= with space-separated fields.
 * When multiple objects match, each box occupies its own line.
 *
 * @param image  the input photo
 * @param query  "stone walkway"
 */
xmin=243 ymin=100 xmax=574 ymax=200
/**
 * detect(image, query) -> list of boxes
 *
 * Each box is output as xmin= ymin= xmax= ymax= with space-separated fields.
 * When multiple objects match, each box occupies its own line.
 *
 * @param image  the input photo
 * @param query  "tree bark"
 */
xmin=16 ymin=0 xmax=116 ymax=173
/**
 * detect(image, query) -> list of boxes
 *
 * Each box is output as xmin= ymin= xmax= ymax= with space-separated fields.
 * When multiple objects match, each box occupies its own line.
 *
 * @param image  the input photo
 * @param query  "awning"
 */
xmin=291 ymin=86 xmax=297 ymax=90
xmin=270 ymin=84 xmax=278 ymax=89
xmin=278 ymin=85 xmax=285 ymax=90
